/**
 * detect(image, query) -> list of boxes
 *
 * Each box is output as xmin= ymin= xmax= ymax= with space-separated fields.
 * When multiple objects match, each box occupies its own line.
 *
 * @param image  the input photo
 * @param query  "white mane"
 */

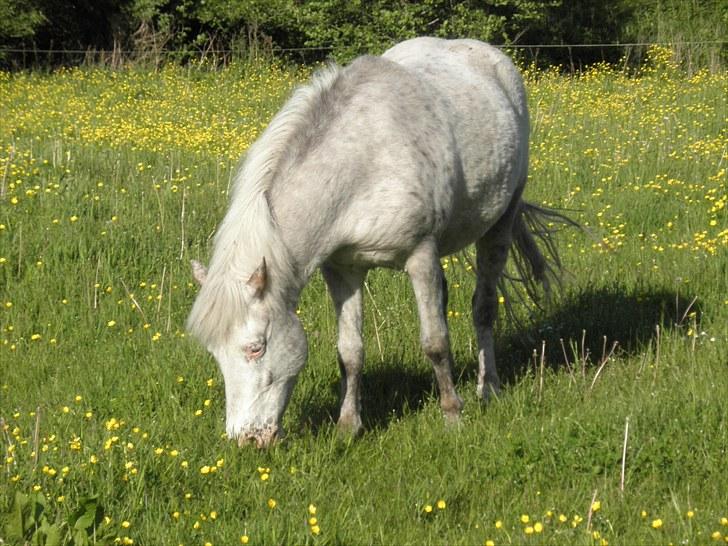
xmin=186 ymin=65 xmax=343 ymax=346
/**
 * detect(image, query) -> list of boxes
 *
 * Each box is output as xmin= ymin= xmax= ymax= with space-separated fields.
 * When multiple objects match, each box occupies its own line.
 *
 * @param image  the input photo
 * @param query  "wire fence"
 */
xmin=1 ymin=40 xmax=725 ymax=70
xmin=2 ymin=40 xmax=726 ymax=54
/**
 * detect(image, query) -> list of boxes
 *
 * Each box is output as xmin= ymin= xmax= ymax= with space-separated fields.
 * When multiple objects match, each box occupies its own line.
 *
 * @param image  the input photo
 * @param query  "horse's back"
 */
xmin=382 ymin=38 xmax=530 ymax=255
xmin=383 ymin=37 xmax=528 ymax=122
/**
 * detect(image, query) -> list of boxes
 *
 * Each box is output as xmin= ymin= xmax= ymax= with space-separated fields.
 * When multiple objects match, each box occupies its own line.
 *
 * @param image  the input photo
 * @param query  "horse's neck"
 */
xmin=270 ymin=174 xmax=340 ymax=284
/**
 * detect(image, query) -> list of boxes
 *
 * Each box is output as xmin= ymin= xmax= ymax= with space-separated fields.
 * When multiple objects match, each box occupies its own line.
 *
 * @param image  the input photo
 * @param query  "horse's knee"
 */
xmin=337 ymin=337 xmax=363 ymax=372
xmin=421 ymin=333 xmax=450 ymax=362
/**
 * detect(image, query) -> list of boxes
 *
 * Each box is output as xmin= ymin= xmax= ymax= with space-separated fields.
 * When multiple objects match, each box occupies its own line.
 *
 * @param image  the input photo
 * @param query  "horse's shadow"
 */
xmin=299 ymin=285 xmax=697 ymax=433
xmin=492 ymin=284 xmax=697 ymax=384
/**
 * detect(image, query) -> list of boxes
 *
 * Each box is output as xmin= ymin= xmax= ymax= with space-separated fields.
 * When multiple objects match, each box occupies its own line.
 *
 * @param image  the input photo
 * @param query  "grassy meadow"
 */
xmin=1 ymin=49 xmax=727 ymax=545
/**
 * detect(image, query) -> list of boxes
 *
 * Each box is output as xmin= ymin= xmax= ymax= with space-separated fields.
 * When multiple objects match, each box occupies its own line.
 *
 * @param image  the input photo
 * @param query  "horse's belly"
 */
xmin=329 ymin=246 xmax=409 ymax=269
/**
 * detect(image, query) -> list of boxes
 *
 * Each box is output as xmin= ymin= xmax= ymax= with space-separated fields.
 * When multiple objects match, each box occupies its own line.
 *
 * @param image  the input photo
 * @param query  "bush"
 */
xmin=1 ymin=0 xmax=725 ymax=69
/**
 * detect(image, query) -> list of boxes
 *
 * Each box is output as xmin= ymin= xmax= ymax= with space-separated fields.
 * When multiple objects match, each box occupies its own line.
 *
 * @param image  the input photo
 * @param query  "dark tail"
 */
xmin=499 ymin=201 xmax=580 ymax=316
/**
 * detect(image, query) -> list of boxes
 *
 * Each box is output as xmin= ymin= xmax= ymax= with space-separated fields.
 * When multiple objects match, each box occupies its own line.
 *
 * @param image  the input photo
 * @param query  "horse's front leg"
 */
xmin=406 ymin=239 xmax=463 ymax=421
xmin=321 ymin=263 xmax=367 ymax=436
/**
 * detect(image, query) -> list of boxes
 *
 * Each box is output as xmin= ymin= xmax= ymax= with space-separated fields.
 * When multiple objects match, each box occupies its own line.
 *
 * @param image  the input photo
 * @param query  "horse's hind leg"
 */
xmin=406 ymin=239 xmax=463 ymax=421
xmin=473 ymin=196 xmax=521 ymax=401
xmin=321 ymin=263 xmax=366 ymax=436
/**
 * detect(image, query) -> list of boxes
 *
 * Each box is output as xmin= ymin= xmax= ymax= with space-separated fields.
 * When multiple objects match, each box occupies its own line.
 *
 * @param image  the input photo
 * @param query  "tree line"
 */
xmin=1 ymin=0 xmax=725 ymax=69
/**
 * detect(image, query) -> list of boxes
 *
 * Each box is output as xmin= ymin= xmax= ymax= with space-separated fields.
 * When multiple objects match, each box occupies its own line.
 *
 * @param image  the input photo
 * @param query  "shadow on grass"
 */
xmin=295 ymin=361 xmax=436 ymax=435
xmin=300 ymin=284 xmax=698 ymax=434
xmin=493 ymin=284 xmax=698 ymax=383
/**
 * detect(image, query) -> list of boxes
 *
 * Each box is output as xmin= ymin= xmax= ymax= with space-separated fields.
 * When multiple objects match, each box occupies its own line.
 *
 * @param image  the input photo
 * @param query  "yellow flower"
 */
xmin=311 ymin=525 xmax=321 ymax=535
xmin=308 ymin=504 xmax=317 ymax=515
xmin=651 ymin=518 xmax=663 ymax=529
xmin=485 ymin=541 xmax=495 ymax=546
xmin=200 ymin=465 xmax=211 ymax=474
xmin=267 ymin=498 xmax=276 ymax=509
xmin=240 ymin=536 xmax=249 ymax=544
xmin=520 ymin=514 xmax=530 ymax=524
xmin=591 ymin=500 xmax=601 ymax=512
xmin=495 ymin=520 xmax=503 ymax=529
xmin=424 ymin=504 xmax=433 ymax=513
xmin=534 ymin=522 xmax=543 ymax=533
xmin=436 ymin=499 xmax=446 ymax=510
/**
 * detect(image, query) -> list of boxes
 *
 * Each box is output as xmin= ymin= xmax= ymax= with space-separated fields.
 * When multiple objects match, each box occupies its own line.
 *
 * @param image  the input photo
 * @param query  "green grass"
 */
xmin=1 ymin=55 xmax=727 ymax=545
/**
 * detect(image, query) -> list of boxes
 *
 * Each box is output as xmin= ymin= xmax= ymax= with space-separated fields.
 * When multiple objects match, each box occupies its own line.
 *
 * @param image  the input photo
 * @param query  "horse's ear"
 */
xmin=191 ymin=260 xmax=208 ymax=285
xmin=246 ymin=257 xmax=267 ymax=298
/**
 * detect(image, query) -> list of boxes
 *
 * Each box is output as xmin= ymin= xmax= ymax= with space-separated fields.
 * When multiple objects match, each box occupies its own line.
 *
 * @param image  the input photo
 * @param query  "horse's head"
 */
xmin=189 ymin=258 xmax=308 ymax=448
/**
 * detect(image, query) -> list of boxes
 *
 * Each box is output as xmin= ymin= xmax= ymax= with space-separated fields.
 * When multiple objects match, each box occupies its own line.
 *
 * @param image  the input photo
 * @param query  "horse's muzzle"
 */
xmin=236 ymin=424 xmax=280 ymax=449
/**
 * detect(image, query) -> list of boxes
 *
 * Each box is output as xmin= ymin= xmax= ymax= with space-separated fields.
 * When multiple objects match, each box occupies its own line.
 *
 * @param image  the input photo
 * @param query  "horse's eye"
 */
xmin=244 ymin=341 xmax=266 ymax=361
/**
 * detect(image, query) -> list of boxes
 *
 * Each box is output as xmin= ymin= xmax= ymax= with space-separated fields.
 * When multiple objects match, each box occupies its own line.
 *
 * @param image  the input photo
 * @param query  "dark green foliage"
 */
xmin=1 ymin=492 xmax=112 ymax=545
xmin=0 ymin=0 xmax=44 ymax=40
xmin=0 ymin=0 xmax=725 ymax=68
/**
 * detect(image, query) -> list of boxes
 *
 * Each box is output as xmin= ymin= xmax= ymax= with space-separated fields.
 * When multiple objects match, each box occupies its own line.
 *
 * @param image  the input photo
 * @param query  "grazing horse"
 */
xmin=187 ymin=37 xmax=563 ymax=448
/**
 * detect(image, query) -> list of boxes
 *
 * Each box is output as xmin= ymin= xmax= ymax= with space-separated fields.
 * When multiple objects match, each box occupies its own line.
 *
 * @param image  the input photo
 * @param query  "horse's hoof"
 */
xmin=443 ymin=409 xmax=462 ymax=425
xmin=336 ymin=414 xmax=363 ymax=437
xmin=441 ymin=393 xmax=464 ymax=424
xmin=478 ymin=382 xmax=501 ymax=403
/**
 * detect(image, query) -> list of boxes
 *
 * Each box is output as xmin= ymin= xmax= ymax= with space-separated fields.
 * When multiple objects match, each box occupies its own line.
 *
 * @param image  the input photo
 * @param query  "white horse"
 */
xmin=187 ymin=37 xmax=565 ymax=447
